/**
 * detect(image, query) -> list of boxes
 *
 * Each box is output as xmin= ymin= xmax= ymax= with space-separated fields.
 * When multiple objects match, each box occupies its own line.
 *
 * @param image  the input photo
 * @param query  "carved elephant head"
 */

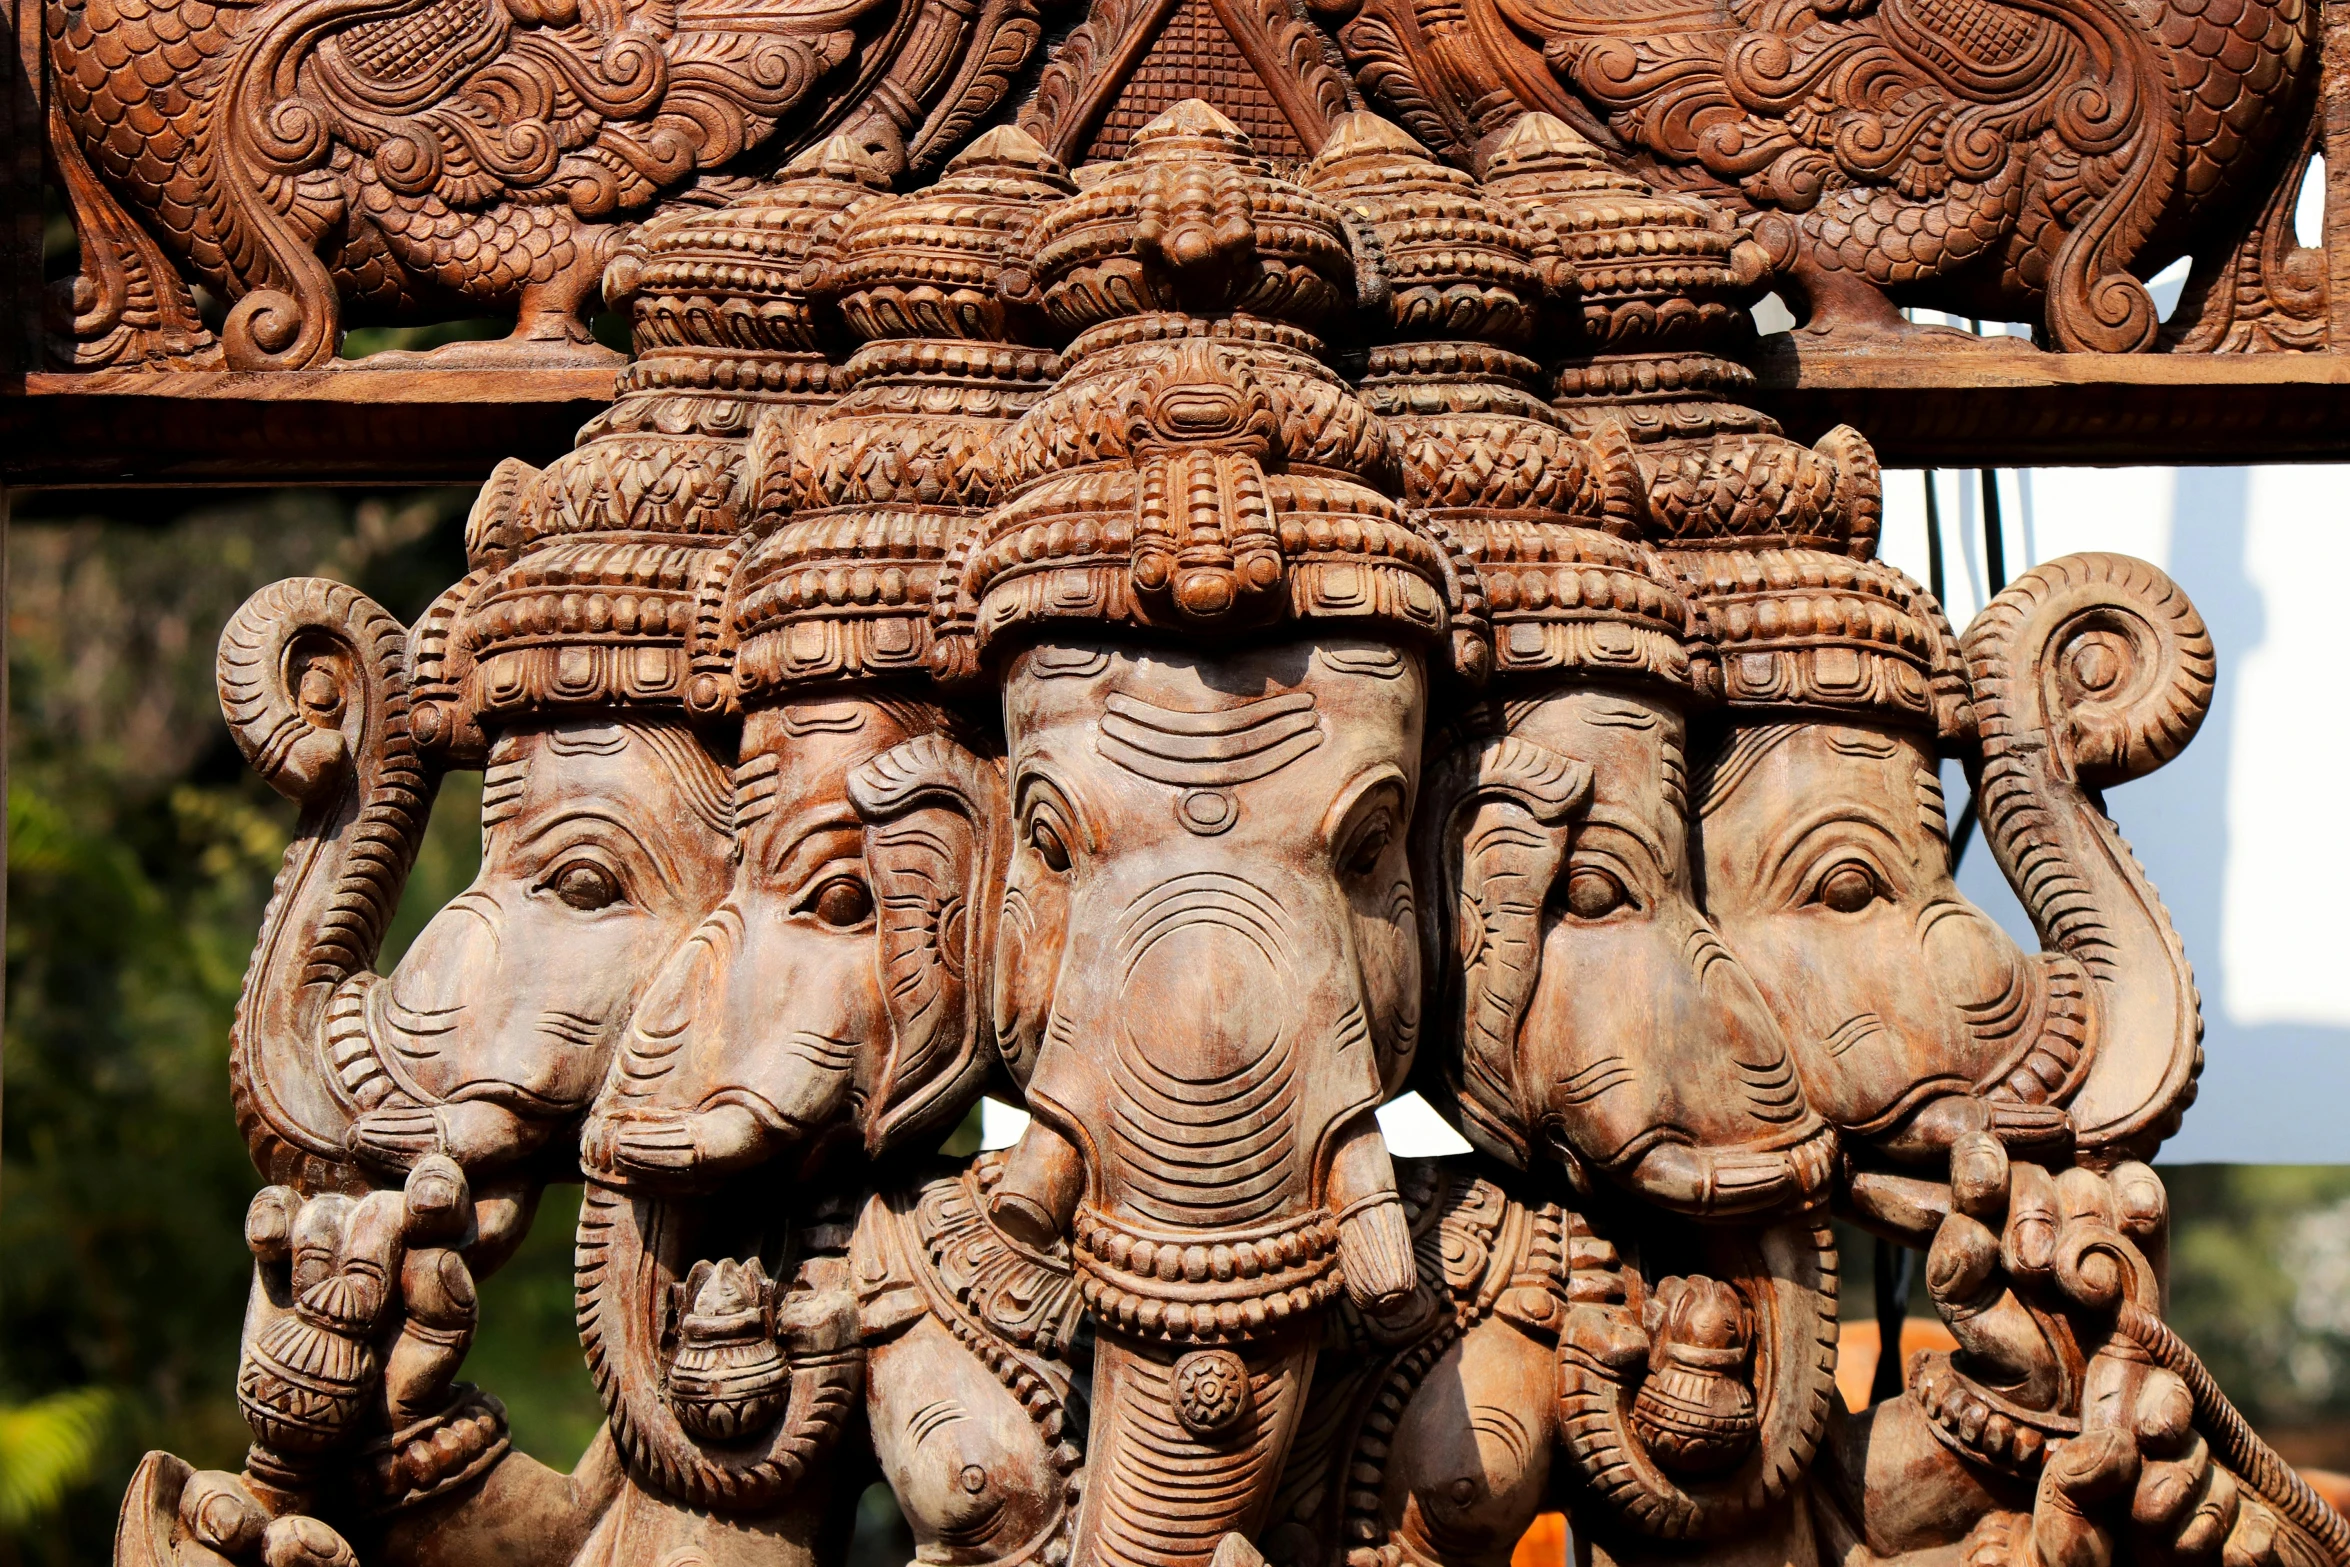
xmin=347 ymin=718 xmax=736 ymax=1174
xmin=582 ymin=697 xmax=1006 ymax=1183
xmin=1692 ymin=552 xmax=2213 ymax=1165
xmin=1693 ymin=720 xmax=2082 ymax=1159
xmin=570 ymin=693 xmax=1008 ymax=1520
xmin=979 ymin=636 xmax=1427 ymax=1567
xmin=1417 ymin=682 xmax=1835 ymax=1216
xmin=216 ymin=579 xmax=736 ymax=1199
xmin=1412 ymin=680 xmax=1844 ymax=1544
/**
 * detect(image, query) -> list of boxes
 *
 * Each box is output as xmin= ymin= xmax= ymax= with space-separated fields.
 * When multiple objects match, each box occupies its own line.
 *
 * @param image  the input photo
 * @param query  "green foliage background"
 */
xmin=0 ymin=490 xmax=603 ymax=1567
xmin=2 ymin=491 xmax=2347 ymax=1563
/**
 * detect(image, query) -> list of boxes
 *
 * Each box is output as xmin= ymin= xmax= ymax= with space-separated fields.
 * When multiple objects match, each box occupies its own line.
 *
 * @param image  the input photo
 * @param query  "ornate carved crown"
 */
xmin=1306 ymin=111 xmax=1692 ymax=693
xmin=409 ymin=145 xmax=893 ymax=757
xmin=727 ymin=128 xmax=1077 ymax=704
xmin=1441 ymin=116 xmax=1973 ymax=737
xmin=929 ymin=102 xmax=1479 ymax=680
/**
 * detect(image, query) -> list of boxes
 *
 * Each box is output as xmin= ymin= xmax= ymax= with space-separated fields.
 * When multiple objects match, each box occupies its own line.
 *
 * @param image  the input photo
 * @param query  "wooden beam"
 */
xmin=7 ymin=350 xmax=2350 ymax=488
xmin=1752 ymin=342 xmax=2350 ymax=467
xmin=2 ymin=367 xmax=619 ymax=486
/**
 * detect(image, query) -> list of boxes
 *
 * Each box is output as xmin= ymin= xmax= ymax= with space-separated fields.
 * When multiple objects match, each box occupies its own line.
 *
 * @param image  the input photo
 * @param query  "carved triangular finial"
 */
xmin=1482 ymin=111 xmax=1611 ymax=184
xmin=1312 ymin=109 xmax=1436 ymax=166
xmin=1134 ymin=97 xmax=1250 ymax=148
xmin=1209 ymin=1533 xmax=1267 ymax=1567
xmin=945 ymin=123 xmax=1066 ymax=178
xmin=782 ymin=133 xmax=896 ymax=187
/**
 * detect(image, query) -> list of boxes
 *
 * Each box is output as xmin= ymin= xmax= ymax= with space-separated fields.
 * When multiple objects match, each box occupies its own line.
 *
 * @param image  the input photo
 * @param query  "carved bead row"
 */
xmin=1073 ymin=1209 xmax=1344 ymax=1343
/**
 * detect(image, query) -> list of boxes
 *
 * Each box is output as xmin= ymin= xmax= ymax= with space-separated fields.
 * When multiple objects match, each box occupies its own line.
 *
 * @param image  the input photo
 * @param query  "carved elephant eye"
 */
xmin=1029 ymin=817 xmax=1072 ymax=874
xmin=1340 ymin=814 xmax=1396 ymax=880
xmin=1817 ymin=863 xmax=1883 ymax=914
xmin=1559 ymin=867 xmax=1631 ymax=920
xmin=549 ymin=859 xmax=623 ymax=911
xmin=807 ymin=873 xmax=875 ymax=930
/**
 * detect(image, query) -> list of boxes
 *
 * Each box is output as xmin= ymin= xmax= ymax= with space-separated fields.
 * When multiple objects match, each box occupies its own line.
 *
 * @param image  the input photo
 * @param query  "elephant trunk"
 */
xmin=1063 ymin=1120 xmax=1410 ymax=1567
xmin=1554 ymin=1213 xmax=1840 ymax=1541
xmin=1071 ymin=1322 xmax=1316 ymax=1567
xmin=574 ymin=1182 xmax=861 ymax=1515
xmin=218 ymin=578 xmax=435 ymax=1194
xmin=1960 ymin=553 xmax=2215 ymax=1160
xmin=1025 ymin=858 xmax=1418 ymax=1567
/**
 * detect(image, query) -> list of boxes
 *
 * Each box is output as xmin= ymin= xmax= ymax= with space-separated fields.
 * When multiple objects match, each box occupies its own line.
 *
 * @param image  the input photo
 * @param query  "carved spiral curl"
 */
xmin=218 ymin=577 xmax=431 ymax=1189
xmin=1961 ymin=552 xmax=2212 ymax=1153
xmin=225 ymin=288 xmax=336 ymax=373
xmin=1963 ymin=552 xmax=2211 ymax=824
xmin=2060 ymin=269 xmax=2161 ymax=355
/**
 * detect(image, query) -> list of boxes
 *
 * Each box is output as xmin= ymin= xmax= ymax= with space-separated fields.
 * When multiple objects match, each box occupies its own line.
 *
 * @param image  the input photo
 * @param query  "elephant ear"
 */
xmin=847 ymin=734 xmax=1011 ymax=1157
xmin=1412 ymin=735 xmax=1592 ymax=1168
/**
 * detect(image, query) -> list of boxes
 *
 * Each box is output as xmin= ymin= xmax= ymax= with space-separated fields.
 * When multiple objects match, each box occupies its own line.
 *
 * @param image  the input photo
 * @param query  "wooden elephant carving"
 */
xmin=102 ymin=72 xmax=2350 ymax=1567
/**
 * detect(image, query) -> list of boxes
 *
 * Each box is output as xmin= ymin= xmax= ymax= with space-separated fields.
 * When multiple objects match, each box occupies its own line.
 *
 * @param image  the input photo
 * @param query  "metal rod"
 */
xmin=1980 ymin=468 xmax=2008 ymax=595
xmin=1922 ymin=469 xmax=1946 ymax=605
xmin=1871 ymin=1237 xmax=1916 ymax=1405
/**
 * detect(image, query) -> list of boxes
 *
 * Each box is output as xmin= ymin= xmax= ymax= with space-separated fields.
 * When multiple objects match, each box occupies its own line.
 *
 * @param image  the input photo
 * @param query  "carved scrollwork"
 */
xmin=103 ymin=44 xmax=2350 ymax=1567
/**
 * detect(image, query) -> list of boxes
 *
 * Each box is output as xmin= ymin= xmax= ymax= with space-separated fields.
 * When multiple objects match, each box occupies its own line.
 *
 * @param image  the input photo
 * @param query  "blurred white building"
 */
xmin=1880 ymin=464 xmax=2350 ymax=1163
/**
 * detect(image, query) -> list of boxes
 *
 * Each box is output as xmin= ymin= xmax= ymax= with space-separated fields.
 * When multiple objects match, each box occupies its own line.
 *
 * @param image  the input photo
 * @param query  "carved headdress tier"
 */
xmin=605 ymin=137 xmax=895 ymax=406
xmin=1304 ymin=113 xmax=1685 ymax=691
xmin=409 ymin=148 xmax=895 ymax=756
xmin=1030 ymin=99 xmax=1355 ymax=332
xmin=930 ymin=102 xmax=1481 ymax=679
xmin=1658 ymin=492 xmax=1976 ymax=741
xmin=730 ymin=128 xmax=1078 ymax=701
xmin=1480 ymin=113 xmax=1770 ymax=382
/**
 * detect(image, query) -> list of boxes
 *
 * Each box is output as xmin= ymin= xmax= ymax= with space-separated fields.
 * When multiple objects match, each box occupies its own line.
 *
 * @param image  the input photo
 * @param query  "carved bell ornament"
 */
xmin=110 ymin=29 xmax=2349 ymax=1567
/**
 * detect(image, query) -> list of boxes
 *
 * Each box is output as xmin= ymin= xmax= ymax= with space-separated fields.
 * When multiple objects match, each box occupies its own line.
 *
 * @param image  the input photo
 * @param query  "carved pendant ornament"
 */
xmin=105 ymin=26 xmax=2347 ymax=1567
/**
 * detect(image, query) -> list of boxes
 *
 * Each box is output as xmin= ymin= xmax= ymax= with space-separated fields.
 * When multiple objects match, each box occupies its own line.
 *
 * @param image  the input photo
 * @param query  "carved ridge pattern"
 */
xmin=104 ymin=35 xmax=2350 ymax=1567
xmin=218 ymin=576 xmax=432 ymax=1191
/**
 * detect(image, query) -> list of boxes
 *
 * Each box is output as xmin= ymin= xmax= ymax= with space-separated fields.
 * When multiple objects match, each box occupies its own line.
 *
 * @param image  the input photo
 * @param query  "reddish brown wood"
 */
xmin=19 ymin=348 xmax=2350 ymax=489
xmin=66 ymin=9 xmax=2350 ymax=1567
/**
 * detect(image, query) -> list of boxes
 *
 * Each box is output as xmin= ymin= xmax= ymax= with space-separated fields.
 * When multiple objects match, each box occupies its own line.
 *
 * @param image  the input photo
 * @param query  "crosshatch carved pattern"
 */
xmin=36 ymin=0 xmax=2339 ymax=371
xmin=58 ymin=0 xmax=2350 ymax=1560
xmin=1082 ymin=0 xmax=1313 ymax=165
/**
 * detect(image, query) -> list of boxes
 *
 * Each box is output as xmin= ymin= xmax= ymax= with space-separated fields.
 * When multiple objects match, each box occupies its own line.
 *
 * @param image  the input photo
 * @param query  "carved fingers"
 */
xmin=2034 ymin=1357 xmax=2294 ymax=1567
xmin=596 ymin=1103 xmax=773 ymax=1180
xmin=1622 ymin=1136 xmax=1835 ymax=1220
xmin=177 ymin=1471 xmax=360 ymax=1567
xmin=237 ymin=1158 xmax=490 ymax=1465
xmin=1914 ymin=1141 xmax=2172 ymax=1471
xmin=348 ymin=1101 xmax=540 ymax=1175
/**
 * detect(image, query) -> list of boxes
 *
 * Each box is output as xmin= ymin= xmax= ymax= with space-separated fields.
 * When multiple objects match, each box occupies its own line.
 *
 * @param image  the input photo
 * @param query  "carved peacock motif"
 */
xmin=46 ymin=0 xmax=1046 ymax=367
xmin=1321 ymin=0 xmax=2318 ymax=349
